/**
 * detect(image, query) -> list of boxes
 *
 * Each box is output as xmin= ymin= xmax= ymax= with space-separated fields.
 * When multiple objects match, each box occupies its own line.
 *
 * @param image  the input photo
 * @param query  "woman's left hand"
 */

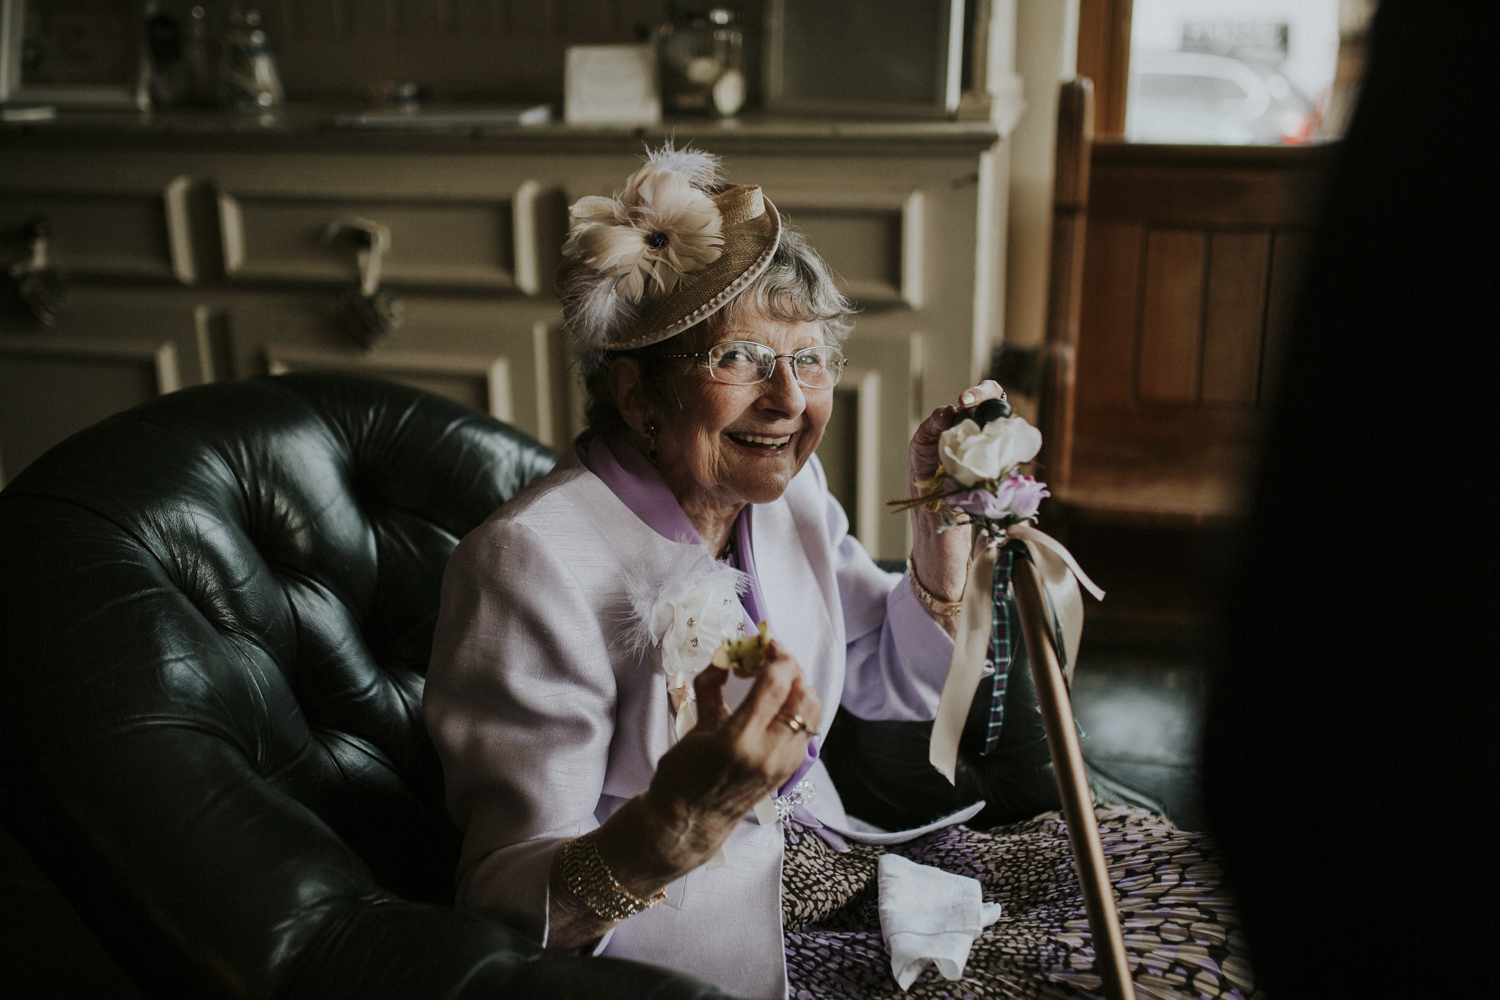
xmin=908 ymin=379 xmax=1008 ymax=491
xmin=906 ymin=380 xmax=1007 ymax=632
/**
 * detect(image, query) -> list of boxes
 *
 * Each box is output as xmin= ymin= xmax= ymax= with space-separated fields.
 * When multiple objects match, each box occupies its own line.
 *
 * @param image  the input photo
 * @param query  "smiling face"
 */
xmin=614 ymin=307 xmax=833 ymax=539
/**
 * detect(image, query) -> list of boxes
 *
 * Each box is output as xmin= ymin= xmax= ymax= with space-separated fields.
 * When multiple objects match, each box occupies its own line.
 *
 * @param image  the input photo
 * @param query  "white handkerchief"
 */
xmin=877 ymin=854 xmax=1003 ymax=990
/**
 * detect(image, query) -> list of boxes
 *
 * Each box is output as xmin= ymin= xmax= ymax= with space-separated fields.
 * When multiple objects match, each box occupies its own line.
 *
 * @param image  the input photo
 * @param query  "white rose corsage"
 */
xmin=626 ymin=551 xmax=748 ymax=738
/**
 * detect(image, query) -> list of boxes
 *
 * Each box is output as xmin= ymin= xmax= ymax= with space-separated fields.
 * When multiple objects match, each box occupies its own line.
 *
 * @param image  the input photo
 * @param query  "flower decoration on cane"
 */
xmin=887 ymin=398 xmax=1048 ymax=528
xmin=888 ymin=399 xmax=1105 ymax=783
xmin=566 ymin=150 xmax=725 ymax=305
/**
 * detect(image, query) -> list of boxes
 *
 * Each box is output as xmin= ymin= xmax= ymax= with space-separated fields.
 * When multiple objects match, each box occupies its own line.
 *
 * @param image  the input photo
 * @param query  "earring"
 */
xmin=646 ymin=421 xmax=659 ymax=464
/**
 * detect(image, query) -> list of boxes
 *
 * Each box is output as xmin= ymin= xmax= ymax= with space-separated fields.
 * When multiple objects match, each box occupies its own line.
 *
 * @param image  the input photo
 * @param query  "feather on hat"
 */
xmin=560 ymin=143 xmax=782 ymax=360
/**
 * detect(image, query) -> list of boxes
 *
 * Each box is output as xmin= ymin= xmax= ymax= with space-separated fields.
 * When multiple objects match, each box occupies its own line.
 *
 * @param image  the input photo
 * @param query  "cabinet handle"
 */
xmin=7 ymin=217 xmax=71 ymax=328
xmin=324 ymin=216 xmax=391 ymax=297
xmin=324 ymin=216 xmax=403 ymax=351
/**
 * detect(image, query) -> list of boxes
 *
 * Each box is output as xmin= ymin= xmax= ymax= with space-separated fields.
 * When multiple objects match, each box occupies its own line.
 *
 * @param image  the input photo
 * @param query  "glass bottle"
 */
xmin=184 ymin=6 xmax=217 ymax=107
xmin=143 ymin=2 xmax=187 ymax=108
xmin=218 ymin=7 xmax=284 ymax=111
xmin=659 ymin=7 xmax=745 ymax=117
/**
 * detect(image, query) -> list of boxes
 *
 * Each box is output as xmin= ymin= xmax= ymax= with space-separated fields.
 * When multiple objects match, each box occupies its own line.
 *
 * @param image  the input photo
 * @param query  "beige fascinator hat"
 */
xmin=560 ymin=146 xmax=782 ymax=357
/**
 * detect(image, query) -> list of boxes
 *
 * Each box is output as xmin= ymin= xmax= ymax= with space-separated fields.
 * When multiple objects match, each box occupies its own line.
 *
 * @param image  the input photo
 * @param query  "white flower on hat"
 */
xmin=938 ymin=416 xmax=1043 ymax=486
xmin=567 ymin=159 xmax=725 ymax=305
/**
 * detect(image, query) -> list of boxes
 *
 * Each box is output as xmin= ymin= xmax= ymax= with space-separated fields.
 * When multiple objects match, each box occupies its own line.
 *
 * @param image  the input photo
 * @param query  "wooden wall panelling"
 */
xmin=0 ymin=337 xmax=176 ymax=487
xmin=1088 ymin=149 xmax=1332 ymax=228
xmin=1201 ymin=231 xmax=1271 ymax=406
xmin=776 ymin=190 xmax=925 ymax=309
xmin=899 ymin=191 xmax=925 ymax=310
xmin=818 ymin=371 xmax=876 ymax=552
xmin=511 ymin=180 xmax=543 ymax=295
xmin=1136 ymin=230 xmax=1205 ymax=405
xmin=1074 ymin=217 xmax=1142 ymax=408
xmin=0 ymin=177 xmax=196 ymax=285
xmin=814 ymin=331 xmax=920 ymax=561
xmin=193 ymin=304 xmax=234 ymax=383
xmin=226 ymin=296 xmax=558 ymax=442
xmin=530 ymin=320 xmax=568 ymax=448
xmin=0 ymin=128 xmax=998 ymax=560
xmin=265 ymin=344 xmax=513 ymax=421
xmin=216 ymin=181 xmax=541 ymax=293
xmin=0 ymin=297 xmax=208 ymax=486
xmin=1064 ymin=146 xmax=1335 ymax=526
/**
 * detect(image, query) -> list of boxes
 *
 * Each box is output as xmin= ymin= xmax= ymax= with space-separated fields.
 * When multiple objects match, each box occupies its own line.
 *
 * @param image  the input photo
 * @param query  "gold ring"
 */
xmin=775 ymin=712 xmax=819 ymax=738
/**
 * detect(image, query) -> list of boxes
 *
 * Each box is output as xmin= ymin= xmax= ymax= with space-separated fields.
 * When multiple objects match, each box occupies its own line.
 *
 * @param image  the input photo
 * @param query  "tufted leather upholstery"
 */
xmin=0 ymin=374 xmax=725 ymax=1000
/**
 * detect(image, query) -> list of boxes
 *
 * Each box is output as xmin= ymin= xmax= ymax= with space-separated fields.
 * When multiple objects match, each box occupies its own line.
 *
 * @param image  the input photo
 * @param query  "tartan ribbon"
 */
xmin=928 ymin=524 xmax=1105 ymax=783
xmin=983 ymin=546 xmax=1016 ymax=754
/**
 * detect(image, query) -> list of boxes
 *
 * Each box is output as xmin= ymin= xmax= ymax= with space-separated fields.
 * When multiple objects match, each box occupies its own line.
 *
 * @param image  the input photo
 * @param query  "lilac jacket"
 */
xmin=424 ymin=442 xmax=959 ymax=998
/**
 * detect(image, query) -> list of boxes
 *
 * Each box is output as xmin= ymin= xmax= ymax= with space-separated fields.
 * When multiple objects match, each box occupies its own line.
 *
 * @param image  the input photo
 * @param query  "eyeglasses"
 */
xmin=660 ymin=341 xmax=848 ymax=389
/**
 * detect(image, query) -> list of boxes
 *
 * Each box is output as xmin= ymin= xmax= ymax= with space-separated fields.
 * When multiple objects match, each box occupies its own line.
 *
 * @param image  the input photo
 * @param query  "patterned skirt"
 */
xmin=781 ymin=807 xmax=1260 ymax=1000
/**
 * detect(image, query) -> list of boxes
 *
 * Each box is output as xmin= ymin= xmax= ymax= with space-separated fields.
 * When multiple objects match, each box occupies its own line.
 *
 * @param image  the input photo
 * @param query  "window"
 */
xmin=1124 ymin=0 xmax=1342 ymax=145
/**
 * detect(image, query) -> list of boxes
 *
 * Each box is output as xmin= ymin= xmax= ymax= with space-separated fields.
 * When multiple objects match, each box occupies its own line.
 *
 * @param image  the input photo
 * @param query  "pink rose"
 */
xmin=951 ymin=486 xmax=1009 ymax=518
xmin=949 ymin=475 xmax=1050 ymax=521
xmin=994 ymin=475 xmax=1049 ymax=519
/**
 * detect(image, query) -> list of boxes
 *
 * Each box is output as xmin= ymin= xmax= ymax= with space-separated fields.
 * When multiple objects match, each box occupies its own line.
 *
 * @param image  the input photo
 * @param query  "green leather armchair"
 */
xmin=0 ymin=374 xmax=725 ymax=1000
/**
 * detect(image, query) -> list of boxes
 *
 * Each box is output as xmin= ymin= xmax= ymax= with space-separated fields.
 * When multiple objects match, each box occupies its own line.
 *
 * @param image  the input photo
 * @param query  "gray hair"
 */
xmin=579 ymin=225 xmax=855 ymax=437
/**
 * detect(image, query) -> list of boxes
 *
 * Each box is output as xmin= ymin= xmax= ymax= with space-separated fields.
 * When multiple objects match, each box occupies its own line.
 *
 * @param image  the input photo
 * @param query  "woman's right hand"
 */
xmin=636 ymin=642 xmax=822 ymax=873
xmin=547 ymin=643 xmax=820 ymax=949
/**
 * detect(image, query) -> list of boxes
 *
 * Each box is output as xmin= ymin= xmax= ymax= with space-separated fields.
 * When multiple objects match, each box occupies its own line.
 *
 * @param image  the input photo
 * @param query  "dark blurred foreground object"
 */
xmin=1202 ymin=2 xmax=1490 ymax=998
xmin=0 ymin=374 xmax=725 ymax=1000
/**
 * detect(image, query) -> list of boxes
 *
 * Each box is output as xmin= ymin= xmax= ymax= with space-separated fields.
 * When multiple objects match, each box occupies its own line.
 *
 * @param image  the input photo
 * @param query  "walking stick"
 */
xmin=1012 ymin=554 xmax=1136 ymax=1000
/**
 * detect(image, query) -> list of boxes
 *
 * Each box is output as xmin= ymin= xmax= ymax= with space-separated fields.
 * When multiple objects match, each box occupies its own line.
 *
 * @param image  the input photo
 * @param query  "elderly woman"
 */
xmin=426 ymin=149 xmax=1247 ymax=1000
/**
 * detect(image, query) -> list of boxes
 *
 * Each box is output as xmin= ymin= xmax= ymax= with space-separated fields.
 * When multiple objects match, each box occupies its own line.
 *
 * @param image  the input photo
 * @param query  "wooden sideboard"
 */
xmin=0 ymin=109 xmax=1008 ymax=560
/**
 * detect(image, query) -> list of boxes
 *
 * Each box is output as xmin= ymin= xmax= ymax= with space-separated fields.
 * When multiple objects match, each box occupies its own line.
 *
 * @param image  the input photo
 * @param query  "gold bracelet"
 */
xmin=908 ymin=559 xmax=964 ymax=616
xmin=557 ymin=831 xmax=667 ymax=922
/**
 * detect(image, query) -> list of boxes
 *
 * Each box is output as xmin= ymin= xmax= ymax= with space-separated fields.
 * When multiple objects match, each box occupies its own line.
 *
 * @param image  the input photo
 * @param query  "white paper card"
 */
xmin=565 ymin=45 xmax=661 ymax=125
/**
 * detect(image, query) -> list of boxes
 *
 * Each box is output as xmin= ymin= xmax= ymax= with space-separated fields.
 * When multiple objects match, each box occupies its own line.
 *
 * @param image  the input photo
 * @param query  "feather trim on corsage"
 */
xmin=623 ymin=548 xmax=748 ymax=739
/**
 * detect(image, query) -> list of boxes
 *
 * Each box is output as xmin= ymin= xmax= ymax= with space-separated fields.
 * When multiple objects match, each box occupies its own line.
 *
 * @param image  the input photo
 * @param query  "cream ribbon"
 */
xmin=927 ymin=524 xmax=1105 ymax=784
xmin=667 ymin=682 xmax=729 ymax=869
xmin=669 ymin=682 xmax=698 ymax=739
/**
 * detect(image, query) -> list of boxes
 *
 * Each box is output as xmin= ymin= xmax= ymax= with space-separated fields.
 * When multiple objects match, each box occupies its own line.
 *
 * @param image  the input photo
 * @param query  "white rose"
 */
xmin=650 ymin=567 xmax=744 ymax=683
xmin=937 ymin=416 xmax=1043 ymax=486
